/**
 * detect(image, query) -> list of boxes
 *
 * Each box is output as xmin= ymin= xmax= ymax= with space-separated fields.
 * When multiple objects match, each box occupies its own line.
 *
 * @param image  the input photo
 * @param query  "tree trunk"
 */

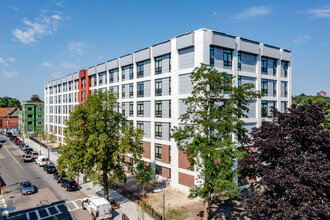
xmin=203 ymin=199 xmax=210 ymax=220
xmin=142 ymin=185 xmax=145 ymax=197
xmin=103 ymin=173 xmax=109 ymax=201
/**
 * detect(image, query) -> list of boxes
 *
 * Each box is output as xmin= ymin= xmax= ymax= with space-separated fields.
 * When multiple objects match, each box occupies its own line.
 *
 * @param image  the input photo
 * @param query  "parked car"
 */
xmin=10 ymin=136 xmax=18 ymax=141
xmin=28 ymin=152 xmax=39 ymax=159
xmin=61 ymin=179 xmax=79 ymax=191
xmin=43 ymin=164 xmax=57 ymax=174
xmin=22 ymin=145 xmax=30 ymax=151
xmin=21 ymin=154 xmax=33 ymax=162
xmin=82 ymin=197 xmax=112 ymax=219
xmin=24 ymin=148 xmax=34 ymax=154
xmin=53 ymin=171 xmax=67 ymax=183
xmin=5 ymin=132 xmax=13 ymax=137
xmin=20 ymin=181 xmax=35 ymax=195
xmin=36 ymin=156 xmax=49 ymax=167
xmin=15 ymin=140 xmax=22 ymax=145
xmin=18 ymin=143 xmax=25 ymax=148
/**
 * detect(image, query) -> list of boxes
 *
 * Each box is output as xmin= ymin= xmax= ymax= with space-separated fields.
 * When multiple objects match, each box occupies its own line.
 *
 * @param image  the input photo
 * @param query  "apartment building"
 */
xmin=44 ymin=28 xmax=292 ymax=192
xmin=19 ymin=102 xmax=44 ymax=134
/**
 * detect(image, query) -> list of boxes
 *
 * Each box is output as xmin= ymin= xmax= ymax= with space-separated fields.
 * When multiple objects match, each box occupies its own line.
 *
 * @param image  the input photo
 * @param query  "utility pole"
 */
xmin=47 ymin=131 xmax=50 ymax=160
xmin=7 ymin=109 xmax=9 ymax=130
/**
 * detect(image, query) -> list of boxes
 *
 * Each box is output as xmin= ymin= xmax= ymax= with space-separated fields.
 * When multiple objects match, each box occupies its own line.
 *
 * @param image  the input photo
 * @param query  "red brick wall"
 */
xmin=162 ymin=167 xmax=171 ymax=178
xmin=161 ymin=145 xmax=170 ymax=164
xmin=143 ymin=142 xmax=151 ymax=159
xmin=179 ymin=150 xmax=192 ymax=170
xmin=178 ymin=172 xmax=195 ymax=188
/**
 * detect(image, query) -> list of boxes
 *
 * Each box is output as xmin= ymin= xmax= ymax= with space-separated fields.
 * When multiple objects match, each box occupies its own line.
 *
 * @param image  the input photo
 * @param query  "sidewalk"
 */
xmin=23 ymin=138 xmax=152 ymax=220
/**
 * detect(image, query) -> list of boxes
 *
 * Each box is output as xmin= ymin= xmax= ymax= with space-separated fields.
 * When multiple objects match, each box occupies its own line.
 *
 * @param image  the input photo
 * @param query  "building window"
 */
xmin=155 ymin=144 xmax=162 ymax=161
xmin=238 ymin=76 xmax=241 ymax=87
xmin=129 ymin=65 xmax=133 ymax=80
xmin=28 ymin=121 xmax=32 ymax=125
xmin=137 ymin=82 xmax=144 ymax=97
xmin=37 ymin=121 xmax=42 ymax=125
xmin=122 ymin=103 xmax=125 ymax=116
xmin=129 ymin=102 xmax=133 ymax=116
xmin=273 ymin=80 xmax=277 ymax=97
xmin=283 ymin=61 xmax=288 ymax=77
xmin=137 ymin=121 xmax=144 ymax=132
xmin=28 ymin=107 xmax=32 ymax=111
xmin=28 ymin=114 xmax=32 ymax=118
xmin=238 ymin=52 xmax=241 ymax=71
xmin=155 ymin=79 xmax=162 ymax=96
xmin=155 ymin=122 xmax=162 ymax=139
xmin=137 ymin=62 xmax=144 ymax=78
xmin=69 ymin=81 xmax=73 ymax=91
xmin=137 ymin=102 xmax=144 ymax=117
xmin=261 ymin=79 xmax=268 ymax=96
xmin=155 ymin=101 xmax=162 ymax=118
xmin=261 ymin=58 xmax=268 ymax=73
xmin=223 ymin=49 xmax=232 ymax=69
xmin=37 ymin=114 xmax=42 ymax=118
xmin=122 ymin=86 xmax=125 ymax=99
xmin=110 ymin=70 xmax=114 ymax=83
xmin=284 ymin=82 xmax=288 ymax=97
xmin=155 ymin=57 xmax=162 ymax=74
xmin=169 ymin=78 xmax=171 ymax=95
xmin=129 ymin=83 xmax=133 ymax=98
xmin=122 ymin=67 xmax=126 ymax=81
xmin=261 ymin=101 xmax=268 ymax=117
xmin=155 ymin=165 xmax=162 ymax=176
xmin=169 ymin=54 xmax=171 ymax=72
xmin=210 ymin=46 xmax=214 ymax=67
xmin=273 ymin=60 xmax=277 ymax=76
xmin=169 ymin=100 xmax=171 ymax=118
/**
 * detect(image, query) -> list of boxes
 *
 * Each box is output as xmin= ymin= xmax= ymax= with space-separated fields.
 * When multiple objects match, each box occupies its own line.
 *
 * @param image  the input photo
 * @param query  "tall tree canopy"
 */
xmin=57 ymin=90 xmax=143 ymax=200
xmin=171 ymin=64 xmax=262 ymax=219
xmin=0 ymin=96 xmax=21 ymax=108
xmin=239 ymin=103 xmax=330 ymax=219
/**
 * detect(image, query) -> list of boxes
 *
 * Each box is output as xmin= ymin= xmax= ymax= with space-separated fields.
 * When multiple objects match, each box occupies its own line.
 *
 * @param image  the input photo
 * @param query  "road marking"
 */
xmin=26 ymin=212 xmax=30 ymax=220
xmin=2 ymin=144 xmax=23 ymax=170
xmin=45 ymin=207 xmax=51 ymax=216
xmin=72 ymin=201 xmax=79 ymax=209
xmin=35 ymin=210 xmax=41 ymax=219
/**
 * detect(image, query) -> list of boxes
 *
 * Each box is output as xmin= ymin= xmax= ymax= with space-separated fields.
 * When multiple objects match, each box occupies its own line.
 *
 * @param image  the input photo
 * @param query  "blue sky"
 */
xmin=0 ymin=0 xmax=329 ymax=101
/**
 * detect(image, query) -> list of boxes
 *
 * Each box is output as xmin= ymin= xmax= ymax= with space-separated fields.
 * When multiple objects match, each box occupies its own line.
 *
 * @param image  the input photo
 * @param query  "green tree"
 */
xmin=57 ymin=90 xmax=143 ymax=201
xmin=135 ymin=162 xmax=154 ymax=196
xmin=0 ymin=97 xmax=21 ymax=108
xmin=171 ymin=64 xmax=262 ymax=219
xmin=49 ymin=133 xmax=56 ymax=144
xmin=34 ymin=126 xmax=40 ymax=138
xmin=29 ymin=96 xmax=43 ymax=103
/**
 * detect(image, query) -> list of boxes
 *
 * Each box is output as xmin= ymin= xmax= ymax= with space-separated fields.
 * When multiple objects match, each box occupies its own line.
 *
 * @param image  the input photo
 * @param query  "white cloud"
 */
xmin=233 ymin=6 xmax=271 ymax=20
xmin=0 ymin=58 xmax=7 ymax=66
xmin=68 ymin=42 xmax=85 ymax=55
xmin=8 ymin=57 xmax=15 ymax=62
xmin=41 ymin=62 xmax=54 ymax=67
xmin=52 ymin=14 xmax=62 ymax=20
xmin=60 ymin=62 xmax=79 ymax=70
xmin=13 ymin=7 xmax=19 ymax=11
xmin=293 ymin=35 xmax=311 ymax=44
xmin=12 ymin=11 xmax=66 ymax=44
xmin=213 ymin=12 xmax=217 ymax=16
xmin=56 ymin=2 xmax=64 ymax=7
xmin=305 ymin=8 xmax=330 ymax=18
xmin=2 ymin=69 xmax=18 ymax=78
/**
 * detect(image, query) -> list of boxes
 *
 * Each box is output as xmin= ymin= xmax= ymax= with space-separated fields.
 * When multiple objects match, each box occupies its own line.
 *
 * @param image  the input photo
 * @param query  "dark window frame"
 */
xmin=155 ymin=79 xmax=162 ymax=96
xmin=223 ymin=49 xmax=232 ymax=69
xmin=137 ymin=82 xmax=144 ymax=97
xmin=261 ymin=101 xmax=268 ymax=117
xmin=137 ymin=102 xmax=144 ymax=117
xmin=238 ymin=52 xmax=241 ymax=71
xmin=129 ymin=83 xmax=133 ymax=98
xmin=137 ymin=62 xmax=144 ymax=78
xmin=261 ymin=79 xmax=268 ymax=96
xmin=155 ymin=57 xmax=162 ymax=74
xmin=210 ymin=46 xmax=214 ymax=67
xmin=155 ymin=122 xmax=162 ymax=139
xmin=261 ymin=58 xmax=268 ymax=73
xmin=155 ymin=101 xmax=162 ymax=118
xmin=155 ymin=144 xmax=162 ymax=161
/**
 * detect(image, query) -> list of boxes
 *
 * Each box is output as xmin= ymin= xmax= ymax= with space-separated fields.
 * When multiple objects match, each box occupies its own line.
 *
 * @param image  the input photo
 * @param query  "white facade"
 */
xmin=44 ymin=28 xmax=292 ymax=192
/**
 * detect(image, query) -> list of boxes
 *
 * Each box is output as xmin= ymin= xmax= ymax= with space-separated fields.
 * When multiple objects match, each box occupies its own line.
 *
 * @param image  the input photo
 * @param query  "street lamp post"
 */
xmin=154 ymin=188 xmax=165 ymax=220
xmin=47 ymin=131 xmax=50 ymax=160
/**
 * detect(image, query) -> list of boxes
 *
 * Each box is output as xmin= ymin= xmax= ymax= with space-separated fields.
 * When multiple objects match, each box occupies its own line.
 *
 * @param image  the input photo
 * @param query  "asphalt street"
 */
xmin=0 ymin=134 xmax=93 ymax=220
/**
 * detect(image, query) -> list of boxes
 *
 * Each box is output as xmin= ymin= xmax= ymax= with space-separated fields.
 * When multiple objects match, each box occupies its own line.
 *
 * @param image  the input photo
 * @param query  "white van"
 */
xmin=82 ymin=197 xmax=112 ymax=219
xmin=36 ymin=156 xmax=49 ymax=167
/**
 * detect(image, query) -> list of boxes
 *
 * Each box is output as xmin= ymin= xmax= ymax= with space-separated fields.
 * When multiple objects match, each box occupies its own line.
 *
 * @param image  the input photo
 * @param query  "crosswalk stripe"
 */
xmin=35 ymin=209 xmax=41 ymax=219
xmin=45 ymin=207 xmax=51 ymax=216
xmin=72 ymin=201 xmax=79 ymax=210
xmin=26 ymin=212 xmax=30 ymax=220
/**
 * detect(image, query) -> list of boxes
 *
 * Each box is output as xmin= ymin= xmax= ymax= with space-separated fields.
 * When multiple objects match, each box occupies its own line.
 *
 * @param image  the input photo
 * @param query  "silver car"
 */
xmin=20 ymin=181 xmax=35 ymax=195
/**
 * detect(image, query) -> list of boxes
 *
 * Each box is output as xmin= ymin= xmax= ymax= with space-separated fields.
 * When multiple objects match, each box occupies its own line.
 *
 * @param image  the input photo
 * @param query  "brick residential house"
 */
xmin=0 ymin=107 xmax=19 ymax=129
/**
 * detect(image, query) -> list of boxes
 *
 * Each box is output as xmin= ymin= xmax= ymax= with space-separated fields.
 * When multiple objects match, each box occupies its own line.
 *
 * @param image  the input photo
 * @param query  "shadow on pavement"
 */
xmin=5 ymin=200 xmax=73 ymax=220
